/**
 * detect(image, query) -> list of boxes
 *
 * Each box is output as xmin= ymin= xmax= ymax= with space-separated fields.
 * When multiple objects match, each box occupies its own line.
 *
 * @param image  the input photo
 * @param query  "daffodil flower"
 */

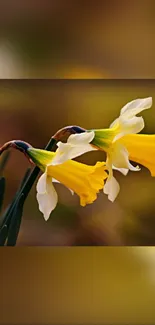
xmin=27 ymin=148 xmax=107 ymax=220
xmin=52 ymin=97 xmax=153 ymax=202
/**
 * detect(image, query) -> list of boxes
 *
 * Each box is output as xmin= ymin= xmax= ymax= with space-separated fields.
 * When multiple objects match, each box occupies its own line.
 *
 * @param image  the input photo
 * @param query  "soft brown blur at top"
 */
xmin=0 ymin=79 xmax=155 ymax=245
xmin=0 ymin=0 xmax=155 ymax=78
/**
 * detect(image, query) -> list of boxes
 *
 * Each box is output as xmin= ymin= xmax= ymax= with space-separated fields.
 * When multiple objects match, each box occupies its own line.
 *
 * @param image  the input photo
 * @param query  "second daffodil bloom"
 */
xmin=52 ymin=97 xmax=153 ymax=202
xmin=27 ymin=148 xmax=107 ymax=220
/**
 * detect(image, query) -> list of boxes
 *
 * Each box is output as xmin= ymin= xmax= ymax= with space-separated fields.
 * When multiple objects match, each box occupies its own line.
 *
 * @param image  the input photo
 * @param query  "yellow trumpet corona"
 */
xmin=27 ymin=148 xmax=107 ymax=220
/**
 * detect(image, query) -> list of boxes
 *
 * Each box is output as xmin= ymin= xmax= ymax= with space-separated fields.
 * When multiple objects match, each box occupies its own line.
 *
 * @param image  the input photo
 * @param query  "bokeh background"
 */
xmin=0 ymin=79 xmax=155 ymax=246
xmin=0 ymin=0 xmax=155 ymax=78
xmin=1 ymin=247 xmax=155 ymax=325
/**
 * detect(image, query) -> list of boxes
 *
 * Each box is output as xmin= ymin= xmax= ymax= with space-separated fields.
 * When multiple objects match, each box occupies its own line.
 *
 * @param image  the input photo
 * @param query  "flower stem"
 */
xmin=0 ymin=137 xmax=56 ymax=246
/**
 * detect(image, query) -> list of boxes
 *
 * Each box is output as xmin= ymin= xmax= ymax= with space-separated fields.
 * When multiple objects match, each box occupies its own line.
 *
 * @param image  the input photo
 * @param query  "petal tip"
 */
xmin=43 ymin=214 xmax=50 ymax=221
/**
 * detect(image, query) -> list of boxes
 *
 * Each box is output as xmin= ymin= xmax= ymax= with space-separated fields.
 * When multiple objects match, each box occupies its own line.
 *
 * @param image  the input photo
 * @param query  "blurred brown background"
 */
xmin=0 ymin=0 xmax=155 ymax=78
xmin=0 ymin=79 xmax=155 ymax=246
xmin=1 ymin=247 xmax=155 ymax=324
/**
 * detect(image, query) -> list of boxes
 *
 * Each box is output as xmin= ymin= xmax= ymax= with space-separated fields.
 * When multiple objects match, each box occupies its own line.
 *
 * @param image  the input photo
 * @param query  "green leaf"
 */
xmin=0 ymin=177 xmax=5 ymax=212
xmin=0 ymin=225 xmax=8 ymax=245
xmin=6 ymin=194 xmax=25 ymax=246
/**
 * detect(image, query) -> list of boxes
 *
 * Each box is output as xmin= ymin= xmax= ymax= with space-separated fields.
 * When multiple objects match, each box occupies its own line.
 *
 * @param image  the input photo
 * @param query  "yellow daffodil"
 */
xmin=119 ymin=134 xmax=155 ymax=177
xmin=52 ymin=97 xmax=153 ymax=202
xmin=27 ymin=148 xmax=107 ymax=220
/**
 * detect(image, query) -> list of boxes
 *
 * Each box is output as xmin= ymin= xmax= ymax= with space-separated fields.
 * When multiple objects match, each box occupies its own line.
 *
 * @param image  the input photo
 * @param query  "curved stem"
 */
xmin=0 ymin=140 xmax=33 ymax=163
xmin=53 ymin=125 xmax=86 ymax=141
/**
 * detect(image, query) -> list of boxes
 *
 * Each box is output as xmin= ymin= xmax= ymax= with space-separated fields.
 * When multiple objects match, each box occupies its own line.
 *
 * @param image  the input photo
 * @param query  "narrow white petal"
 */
xmin=67 ymin=188 xmax=74 ymax=195
xmin=51 ymin=143 xmax=96 ymax=166
xmin=121 ymin=97 xmax=152 ymax=118
xmin=36 ymin=172 xmax=47 ymax=194
xmin=52 ymin=178 xmax=74 ymax=195
xmin=104 ymin=176 xmax=120 ymax=202
xmin=67 ymin=131 xmax=95 ymax=145
xmin=66 ymin=143 xmax=97 ymax=158
xmin=52 ymin=178 xmax=60 ymax=183
xmin=36 ymin=176 xmax=58 ymax=221
xmin=112 ymin=142 xmax=140 ymax=172
xmin=128 ymin=161 xmax=140 ymax=171
xmin=112 ymin=166 xmax=129 ymax=176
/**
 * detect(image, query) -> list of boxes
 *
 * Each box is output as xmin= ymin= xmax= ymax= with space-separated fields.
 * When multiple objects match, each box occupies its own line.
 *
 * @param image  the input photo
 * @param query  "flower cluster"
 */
xmin=5 ymin=97 xmax=154 ymax=220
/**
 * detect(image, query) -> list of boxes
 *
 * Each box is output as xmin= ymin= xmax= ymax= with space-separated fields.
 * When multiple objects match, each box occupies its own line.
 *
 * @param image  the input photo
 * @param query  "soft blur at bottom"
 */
xmin=0 ymin=79 xmax=155 ymax=245
xmin=1 ymin=247 xmax=155 ymax=324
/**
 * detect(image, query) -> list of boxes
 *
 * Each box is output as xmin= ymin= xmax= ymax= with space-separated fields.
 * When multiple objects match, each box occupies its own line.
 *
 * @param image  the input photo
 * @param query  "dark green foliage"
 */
xmin=0 ymin=177 xmax=5 ymax=213
xmin=6 ymin=194 xmax=25 ymax=246
xmin=0 ymin=137 xmax=56 ymax=246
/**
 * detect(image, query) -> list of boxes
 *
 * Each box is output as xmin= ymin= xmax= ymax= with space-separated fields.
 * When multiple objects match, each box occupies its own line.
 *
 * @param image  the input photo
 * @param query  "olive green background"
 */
xmin=0 ymin=0 xmax=155 ymax=79
xmin=1 ymin=247 xmax=155 ymax=324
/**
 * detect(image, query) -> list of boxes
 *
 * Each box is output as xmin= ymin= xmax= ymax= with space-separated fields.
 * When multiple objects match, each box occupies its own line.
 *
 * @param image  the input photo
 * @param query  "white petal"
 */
xmin=113 ymin=116 xmax=144 ymax=142
xmin=121 ymin=97 xmax=152 ymax=118
xmin=36 ymin=176 xmax=58 ymax=221
xmin=110 ymin=97 xmax=152 ymax=139
xmin=51 ymin=143 xmax=96 ymax=166
xmin=104 ymin=176 xmax=120 ymax=202
xmin=110 ymin=117 xmax=119 ymax=129
xmin=67 ymin=131 xmax=95 ymax=145
xmin=52 ymin=178 xmax=60 ymax=183
xmin=112 ymin=142 xmax=140 ymax=172
xmin=67 ymin=188 xmax=74 ymax=195
xmin=112 ymin=166 xmax=129 ymax=176
xmin=50 ymin=143 xmax=72 ymax=165
xmin=52 ymin=178 xmax=74 ymax=195
xmin=50 ymin=131 xmax=96 ymax=166
xmin=64 ymin=188 xmax=74 ymax=195
xmin=36 ymin=172 xmax=47 ymax=194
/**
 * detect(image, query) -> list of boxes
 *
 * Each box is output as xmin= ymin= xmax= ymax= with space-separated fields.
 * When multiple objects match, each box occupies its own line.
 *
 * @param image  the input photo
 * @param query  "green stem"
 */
xmin=0 ymin=137 xmax=56 ymax=246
